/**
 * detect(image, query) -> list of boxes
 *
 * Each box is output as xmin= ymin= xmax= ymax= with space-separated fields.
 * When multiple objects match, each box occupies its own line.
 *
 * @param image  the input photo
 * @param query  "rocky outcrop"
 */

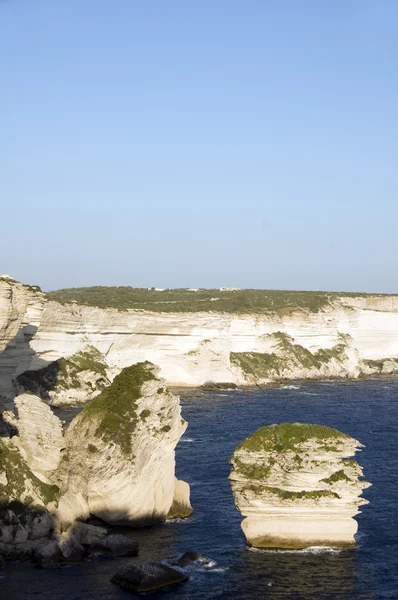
xmin=167 ymin=478 xmax=193 ymax=519
xmin=0 ymin=437 xmax=60 ymax=510
xmin=59 ymin=362 xmax=192 ymax=527
xmin=0 ymin=276 xmax=46 ymax=402
xmin=229 ymin=423 xmax=370 ymax=549
xmin=111 ymin=561 xmax=188 ymax=593
xmin=0 ymin=505 xmax=55 ymax=561
xmin=13 ymin=393 xmax=65 ymax=481
xmin=16 ymin=346 xmax=111 ymax=406
xmin=0 ymin=363 xmax=191 ymax=561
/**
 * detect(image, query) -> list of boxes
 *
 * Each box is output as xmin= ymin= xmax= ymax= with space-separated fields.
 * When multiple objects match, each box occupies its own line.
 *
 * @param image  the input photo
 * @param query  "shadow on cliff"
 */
xmin=0 ymin=324 xmax=56 ymax=435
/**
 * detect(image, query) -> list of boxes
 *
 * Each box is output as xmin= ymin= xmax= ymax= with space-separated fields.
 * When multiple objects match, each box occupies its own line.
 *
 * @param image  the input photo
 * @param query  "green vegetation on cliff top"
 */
xmin=237 ymin=423 xmax=350 ymax=453
xmin=45 ymin=287 xmax=386 ymax=314
xmin=76 ymin=362 xmax=159 ymax=454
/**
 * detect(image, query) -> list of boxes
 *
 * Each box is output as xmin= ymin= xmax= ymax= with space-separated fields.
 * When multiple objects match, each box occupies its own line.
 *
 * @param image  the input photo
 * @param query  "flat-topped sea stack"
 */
xmin=229 ymin=423 xmax=370 ymax=549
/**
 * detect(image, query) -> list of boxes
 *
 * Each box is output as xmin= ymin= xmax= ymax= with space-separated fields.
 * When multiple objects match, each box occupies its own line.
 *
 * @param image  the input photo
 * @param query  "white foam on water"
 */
xmin=281 ymin=385 xmax=301 ymax=390
xmin=180 ymin=437 xmax=195 ymax=443
xmin=207 ymin=567 xmax=229 ymax=573
xmin=248 ymin=546 xmax=343 ymax=555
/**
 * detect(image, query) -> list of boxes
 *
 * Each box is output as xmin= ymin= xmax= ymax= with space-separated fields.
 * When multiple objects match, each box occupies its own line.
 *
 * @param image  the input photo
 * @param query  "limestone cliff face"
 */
xmin=59 ymin=362 xmax=192 ymax=527
xmin=0 ymin=276 xmax=46 ymax=400
xmin=229 ymin=423 xmax=370 ymax=549
xmin=2 ymin=276 xmax=398 ymax=403
xmin=0 ymin=363 xmax=192 ymax=532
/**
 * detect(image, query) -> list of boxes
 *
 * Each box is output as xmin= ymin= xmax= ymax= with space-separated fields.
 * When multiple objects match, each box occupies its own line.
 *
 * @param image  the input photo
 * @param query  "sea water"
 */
xmin=1 ymin=379 xmax=397 ymax=599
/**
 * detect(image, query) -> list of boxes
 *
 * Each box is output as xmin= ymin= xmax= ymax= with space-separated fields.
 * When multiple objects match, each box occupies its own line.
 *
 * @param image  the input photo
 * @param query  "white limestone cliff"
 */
xmin=13 ymin=393 xmax=64 ymax=482
xmin=2 ymin=276 xmax=398 ymax=405
xmin=59 ymin=363 xmax=193 ymax=527
xmin=0 ymin=276 xmax=45 ymax=401
xmin=0 ymin=363 xmax=192 ymax=534
xmin=229 ymin=423 xmax=371 ymax=548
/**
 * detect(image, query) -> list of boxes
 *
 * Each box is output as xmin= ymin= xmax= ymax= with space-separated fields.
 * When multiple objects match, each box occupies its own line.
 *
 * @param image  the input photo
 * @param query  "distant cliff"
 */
xmin=2 ymin=275 xmax=398 ymax=403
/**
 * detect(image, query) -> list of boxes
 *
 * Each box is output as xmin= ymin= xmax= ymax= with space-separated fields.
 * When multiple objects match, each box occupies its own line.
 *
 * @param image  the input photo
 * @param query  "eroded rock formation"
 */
xmin=16 ymin=346 xmax=111 ymax=406
xmin=59 ymin=362 xmax=192 ymax=526
xmin=229 ymin=423 xmax=370 ymax=548
xmin=0 ymin=363 xmax=192 ymax=562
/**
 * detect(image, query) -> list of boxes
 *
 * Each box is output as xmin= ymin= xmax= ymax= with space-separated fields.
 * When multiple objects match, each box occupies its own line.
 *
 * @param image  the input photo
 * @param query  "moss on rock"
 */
xmin=236 ymin=423 xmax=350 ymax=453
xmin=0 ymin=439 xmax=60 ymax=507
xmin=76 ymin=362 xmax=159 ymax=455
xmin=230 ymin=331 xmax=348 ymax=379
xmin=17 ymin=345 xmax=109 ymax=401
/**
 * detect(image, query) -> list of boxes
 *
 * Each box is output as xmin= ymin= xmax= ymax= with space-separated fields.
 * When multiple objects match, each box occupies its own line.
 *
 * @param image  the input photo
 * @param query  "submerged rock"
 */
xmin=175 ymin=551 xmax=204 ymax=567
xmin=34 ymin=539 xmax=60 ymax=565
xmin=111 ymin=561 xmax=188 ymax=593
xmin=68 ymin=522 xmax=107 ymax=547
xmin=89 ymin=533 xmax=138 ymax=557
xmin=229 ymin=423 xmax=371 ymax=549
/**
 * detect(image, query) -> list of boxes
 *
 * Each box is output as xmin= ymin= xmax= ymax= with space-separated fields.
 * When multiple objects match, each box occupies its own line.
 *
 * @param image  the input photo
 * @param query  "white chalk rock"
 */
xmin=229 ymin=423 xmax=371 ymax=549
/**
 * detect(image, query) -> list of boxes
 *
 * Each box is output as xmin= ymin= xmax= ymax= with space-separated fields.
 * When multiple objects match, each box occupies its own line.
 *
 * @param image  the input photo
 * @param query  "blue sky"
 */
xmin=1 ymin=0 xmax=397 ymax=292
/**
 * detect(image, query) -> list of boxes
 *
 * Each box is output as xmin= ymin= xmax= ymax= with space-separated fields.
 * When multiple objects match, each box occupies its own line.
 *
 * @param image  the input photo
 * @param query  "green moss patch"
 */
xmin=75 ymin=362 xmax=159 ymax=455
xmin=245 ymin=485 xmax=340 ymax=501
xmin=232 ymin=457 xmax=275 ymax=480
xmin=0 ymin=439 xmax=60 ymax=506
xmin=230 ymin=332 xmax=348 ymax=379
xmin=237 ymin=423 xmax=350 ymax=453
xmin=321 ymin=469 xmax=351 ymax=484
xmin=17 ymin=345 xmax=108 ymax=400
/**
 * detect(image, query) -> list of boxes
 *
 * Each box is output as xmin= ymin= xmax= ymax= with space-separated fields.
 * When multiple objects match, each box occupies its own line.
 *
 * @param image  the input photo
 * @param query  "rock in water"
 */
xmin=229 ymin=423 xmax=371 ymax=549
xmin=167 ymin=478 xmax=193 ymax=519
xmin=57 ymin=362 xmax=192 ymax=527
xmin=111 ymin=561 xmax=188 ymax=593
xmin=89 ymin=533 xmax=139 ymax=557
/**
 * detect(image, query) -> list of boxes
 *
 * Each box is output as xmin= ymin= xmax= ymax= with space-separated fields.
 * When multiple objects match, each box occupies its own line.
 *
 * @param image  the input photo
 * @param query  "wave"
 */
xmin=248 ymin=546 xmax=343 ymax=555
xmin=180 ymin=437 xmax=195 ymax=443
xmin=176 ymin=557 xmax=228 ymax=574
xmin=281 ymin=385 xmax=301 ymax=390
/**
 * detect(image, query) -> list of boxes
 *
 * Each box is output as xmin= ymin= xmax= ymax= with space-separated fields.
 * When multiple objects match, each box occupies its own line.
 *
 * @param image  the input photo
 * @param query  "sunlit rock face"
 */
xmin=57 ymin=362 xmax=192 ymax=527
xmin=15 ymin=346 xmax=111 ymax=406
xmin=229 ymin=423 xmax=370 ymax=549
xmin=0 ymin=276 xmax=46 ymax=401
xmin=0 ymin=364 xmax=191 ymax=547
xmin=3 ymin=276 xmax=398 ymax=403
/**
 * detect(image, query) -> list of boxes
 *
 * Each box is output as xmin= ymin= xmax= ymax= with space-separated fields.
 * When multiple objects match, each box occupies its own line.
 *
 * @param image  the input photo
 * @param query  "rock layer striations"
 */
xmin=3 ymin=277 xmax=398 ymax=403
xmin=229 ymin=423 xmax=370 ymax=548
xmin=0 ymin=362 xmax=191 ymax=560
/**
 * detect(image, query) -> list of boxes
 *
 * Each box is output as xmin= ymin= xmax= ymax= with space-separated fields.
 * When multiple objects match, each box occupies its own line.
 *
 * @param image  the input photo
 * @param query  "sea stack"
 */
xmin=0 ymin=362 xmax=192 ymax=561
xmin=229 ymin=423 xmax=370 ymax=549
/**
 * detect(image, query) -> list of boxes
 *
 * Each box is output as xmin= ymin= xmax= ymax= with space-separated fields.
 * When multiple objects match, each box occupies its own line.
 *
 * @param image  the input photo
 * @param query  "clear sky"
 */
xmin=1 ymin=0 xmax=397 ymax=292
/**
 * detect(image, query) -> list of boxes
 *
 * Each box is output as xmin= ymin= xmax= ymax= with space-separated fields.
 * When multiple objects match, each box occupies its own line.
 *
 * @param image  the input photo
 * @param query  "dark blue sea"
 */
xmin=1 ymin=378 xmax=397 ymax=599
